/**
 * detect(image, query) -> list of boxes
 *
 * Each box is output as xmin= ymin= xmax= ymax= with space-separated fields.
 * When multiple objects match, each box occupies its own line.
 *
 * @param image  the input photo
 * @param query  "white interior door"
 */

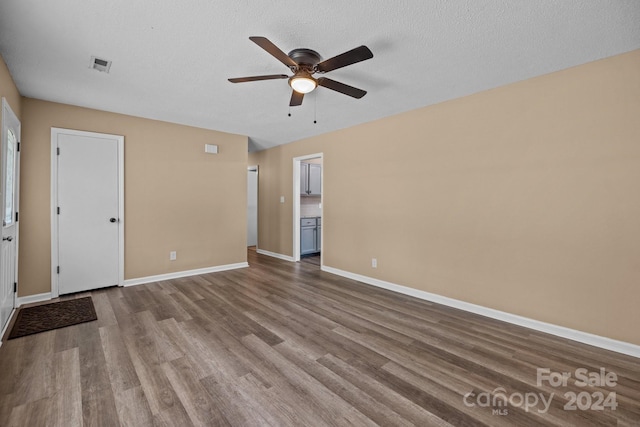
xmin=52 ymin=129 xmax=124 ymax=295
xmin=0 ymin=99 xmax=20 ymax=331
xmin=247 ymin=167 xmax=258 ymax=247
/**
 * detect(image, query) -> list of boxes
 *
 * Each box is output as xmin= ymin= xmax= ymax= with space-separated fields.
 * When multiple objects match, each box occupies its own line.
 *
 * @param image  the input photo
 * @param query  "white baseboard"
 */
xmin=256 ymin=249 xmax=295 ymax=262
xmin=16 ymin=292 xmax=53 ymax=307
xmin=124 ymin=262 xmax=249 ymax=287
xmin=321 ymin=265 xmax=640 ymax=359
xmin=0 ymin=308 xmax=17 ymax=347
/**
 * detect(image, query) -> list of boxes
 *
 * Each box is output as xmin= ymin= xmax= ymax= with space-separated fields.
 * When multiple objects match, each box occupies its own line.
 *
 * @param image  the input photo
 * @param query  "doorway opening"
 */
xmin=247 ymin=165 xmax=258 ymax=249
xmin=293 ymin=153 xmax=323 ymax=266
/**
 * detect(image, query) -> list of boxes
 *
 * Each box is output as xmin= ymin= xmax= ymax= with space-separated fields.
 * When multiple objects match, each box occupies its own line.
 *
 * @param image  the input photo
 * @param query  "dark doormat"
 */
xmin=8 ymin=296 xmax=97 ymax=339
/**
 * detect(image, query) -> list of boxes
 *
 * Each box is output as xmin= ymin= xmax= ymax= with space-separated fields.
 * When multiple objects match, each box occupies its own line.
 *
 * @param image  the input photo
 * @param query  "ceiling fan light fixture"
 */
xmin=289 ymin=73 xmax=317 ymax=94
xmin=229 ymin=37 xmax=373 ymax=106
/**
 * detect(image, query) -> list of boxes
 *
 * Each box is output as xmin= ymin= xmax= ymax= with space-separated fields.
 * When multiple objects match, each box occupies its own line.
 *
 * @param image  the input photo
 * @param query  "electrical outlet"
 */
xmin=170 ymin=251 xmax=177 ymax=261
xmin=280 ymin=196 xmax=285 ymax=203
xmin=372 ymin=258 xmax=377 ymax=268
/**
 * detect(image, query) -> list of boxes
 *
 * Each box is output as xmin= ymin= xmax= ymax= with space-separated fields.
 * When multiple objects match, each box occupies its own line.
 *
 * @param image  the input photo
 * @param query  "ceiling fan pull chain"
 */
xmin=314 ymin=91 xmax=317 ymax=124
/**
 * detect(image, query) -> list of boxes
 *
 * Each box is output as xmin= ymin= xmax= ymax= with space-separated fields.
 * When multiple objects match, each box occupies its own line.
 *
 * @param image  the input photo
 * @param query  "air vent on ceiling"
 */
xmin=90 ymin=56 xmax=112 ymax=73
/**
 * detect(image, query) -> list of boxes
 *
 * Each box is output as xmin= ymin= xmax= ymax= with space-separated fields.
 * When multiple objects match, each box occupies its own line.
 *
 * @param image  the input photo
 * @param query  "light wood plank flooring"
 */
xmin=1 ymin=250 xmax=639 ymax=426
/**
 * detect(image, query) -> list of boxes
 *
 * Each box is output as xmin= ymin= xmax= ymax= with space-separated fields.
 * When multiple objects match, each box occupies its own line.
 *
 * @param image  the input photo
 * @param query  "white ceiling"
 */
xmin=1 ymin=1 xmax=639 ymax=151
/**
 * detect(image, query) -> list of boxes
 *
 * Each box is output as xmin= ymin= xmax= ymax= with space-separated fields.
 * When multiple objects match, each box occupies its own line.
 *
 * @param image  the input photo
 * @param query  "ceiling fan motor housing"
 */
xmin=288 ymin=48 xmax=322 ymax=72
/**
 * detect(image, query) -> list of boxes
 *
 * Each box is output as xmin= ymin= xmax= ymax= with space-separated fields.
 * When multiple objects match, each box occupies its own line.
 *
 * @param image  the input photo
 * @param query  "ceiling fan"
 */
xmin=228 ymin=36 xmax=373 ymax=107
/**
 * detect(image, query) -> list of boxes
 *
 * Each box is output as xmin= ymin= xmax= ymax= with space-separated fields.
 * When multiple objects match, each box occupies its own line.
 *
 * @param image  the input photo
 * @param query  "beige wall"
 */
xmin=250 ymin=50 xmax=640 ymax=346
xmin=0 ymin=54 xmax=21 ymax=120
xmin=20 ymin=98 xmax=248 ymax=296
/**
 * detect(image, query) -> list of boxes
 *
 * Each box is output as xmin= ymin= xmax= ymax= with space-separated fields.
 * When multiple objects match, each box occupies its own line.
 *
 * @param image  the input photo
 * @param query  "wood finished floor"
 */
xmin=300 ymin=254 xmax=321 ymax=266
xmin=1 ymin=250 xmax=639 ymax=426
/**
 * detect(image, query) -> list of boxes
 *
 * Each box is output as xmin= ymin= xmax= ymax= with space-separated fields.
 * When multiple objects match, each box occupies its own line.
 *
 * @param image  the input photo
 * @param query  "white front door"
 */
xmin=1 ymin=99 xmax=20 ymax=331
xmin=52 ymin=128 xmax=124 ymax=295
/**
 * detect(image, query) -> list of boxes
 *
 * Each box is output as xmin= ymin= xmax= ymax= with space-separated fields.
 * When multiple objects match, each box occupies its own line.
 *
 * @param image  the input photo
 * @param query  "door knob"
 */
xmin=2 ymin=236 xmax=13 ymax=242
xmin=109 ymin=218 xmax=117 ymax=223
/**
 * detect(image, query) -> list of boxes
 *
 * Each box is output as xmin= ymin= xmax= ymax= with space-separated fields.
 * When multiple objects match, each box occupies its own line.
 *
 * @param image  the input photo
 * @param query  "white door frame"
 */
xmin=247 ymin=165 xmax=258 ymax=248
xmin=0 ymin=98 xmax=20 ymax=339
xmin=293 ymin=153 xmax=323 ymax=262
xmin=50 ymin=128 xmax=125 ymax=297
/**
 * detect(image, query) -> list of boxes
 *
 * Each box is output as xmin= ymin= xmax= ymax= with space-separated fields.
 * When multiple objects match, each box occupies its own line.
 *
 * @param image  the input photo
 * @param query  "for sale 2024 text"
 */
xmin=537 ymin=367 xmax=617 ymax=411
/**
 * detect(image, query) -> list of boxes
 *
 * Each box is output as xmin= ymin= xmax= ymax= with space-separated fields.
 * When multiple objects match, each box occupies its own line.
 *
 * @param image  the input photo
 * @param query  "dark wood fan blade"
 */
xmin=317 ymin=77 xmax=367 ymax=99
xmin=290 ymin=90 xmax=304 ymax=106
xmin=249 ymin=36 xmax=298 ymax=68
xmin=316 ymin=45 xmax=373 ymax=73
xmin=228 ymin=74 xmax=289 ymax=83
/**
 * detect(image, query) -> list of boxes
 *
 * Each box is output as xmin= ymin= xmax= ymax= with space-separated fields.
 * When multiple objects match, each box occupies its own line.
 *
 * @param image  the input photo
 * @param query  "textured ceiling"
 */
xmin=1 ymin=1 xmax=639 ymax=151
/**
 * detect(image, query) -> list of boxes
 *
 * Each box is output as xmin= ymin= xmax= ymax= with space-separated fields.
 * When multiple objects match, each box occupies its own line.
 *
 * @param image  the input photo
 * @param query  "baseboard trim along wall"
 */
xmin=0 ymin=308 xmax=17 ymax=347
xmin=255 ymin=249 xmax=295 ymax=262
xmin=124 ymin=262 xmax=249 ymax=287
xmin=321 ymin=265 xmax=640 ymax=359
xmin=16 ymin=292 xmax=53 ymax=307
xmin=10 ymin=263 xmax=249 ymax=308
